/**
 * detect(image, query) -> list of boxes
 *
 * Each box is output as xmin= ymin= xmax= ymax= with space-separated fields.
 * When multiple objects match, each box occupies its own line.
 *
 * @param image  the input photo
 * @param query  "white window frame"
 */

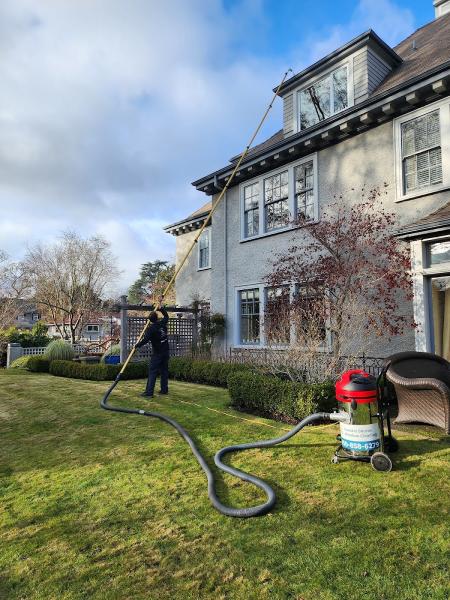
xmin=197 ymin=227 xmax=211 ymax=271
xmin=234 ymin=282 xmax=332 ymax=351
xmin=239 ymin=153 xmax=318 ymax=242
xmin=295 ymin=59 xmax=354 ymax=133
xmin=394 ymin=98 xmax=450 ymax=202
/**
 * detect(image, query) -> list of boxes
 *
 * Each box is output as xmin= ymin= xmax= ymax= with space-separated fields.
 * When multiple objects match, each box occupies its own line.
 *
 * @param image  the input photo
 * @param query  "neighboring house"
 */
xmin=12 ymin=301 xmax=41 ymax=330
xmin=47 ymin=315 xmax=120 ymax=342
xmin=166 ymin=2 xmax=450 ymax=359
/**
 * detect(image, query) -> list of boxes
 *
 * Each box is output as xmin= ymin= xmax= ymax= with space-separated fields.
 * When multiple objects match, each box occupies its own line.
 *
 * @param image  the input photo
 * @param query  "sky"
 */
xmin=0 ymin=0 xmax=434 ymax=293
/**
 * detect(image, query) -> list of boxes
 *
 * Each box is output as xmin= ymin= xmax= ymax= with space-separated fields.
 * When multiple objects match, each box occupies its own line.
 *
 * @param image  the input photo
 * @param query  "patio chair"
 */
xmin=385 ymin=351 xmax=450 ymax=434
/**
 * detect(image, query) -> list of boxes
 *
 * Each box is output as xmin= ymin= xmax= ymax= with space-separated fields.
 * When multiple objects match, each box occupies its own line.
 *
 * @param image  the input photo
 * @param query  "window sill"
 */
xmin=240 ymin=220 xmax=318 ymax=243
xmin=197 ymin=266 xmax=211 ymax=272
xmin=396 ymin=183 xmax=450 ymax=203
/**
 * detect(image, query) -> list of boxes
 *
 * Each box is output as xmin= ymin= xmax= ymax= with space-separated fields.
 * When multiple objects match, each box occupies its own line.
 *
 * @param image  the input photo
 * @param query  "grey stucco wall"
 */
xmin=208 ymin=116 xmax=450 ymax=357
xmin=175 ymin=226 xmax=211 ymax=307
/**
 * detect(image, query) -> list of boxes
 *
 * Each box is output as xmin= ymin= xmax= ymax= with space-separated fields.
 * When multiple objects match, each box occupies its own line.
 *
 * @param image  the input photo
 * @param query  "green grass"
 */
xmin=0 ymin=369 xmax=449 ymax=600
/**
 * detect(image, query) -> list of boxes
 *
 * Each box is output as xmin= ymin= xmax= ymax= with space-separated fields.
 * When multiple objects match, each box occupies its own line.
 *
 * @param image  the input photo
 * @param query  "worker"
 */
xmin=135 ymin=296 xmax=169 ymax=398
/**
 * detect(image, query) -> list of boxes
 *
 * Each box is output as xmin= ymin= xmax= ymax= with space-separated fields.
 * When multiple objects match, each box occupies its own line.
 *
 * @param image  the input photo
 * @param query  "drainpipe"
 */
xmin=224 ymin=190 xmax=228 ymax=354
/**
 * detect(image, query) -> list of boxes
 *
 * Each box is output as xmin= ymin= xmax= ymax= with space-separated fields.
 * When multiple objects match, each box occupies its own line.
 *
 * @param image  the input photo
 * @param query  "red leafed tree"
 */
xmin=266 ymin=187 xmax=414 ymax=365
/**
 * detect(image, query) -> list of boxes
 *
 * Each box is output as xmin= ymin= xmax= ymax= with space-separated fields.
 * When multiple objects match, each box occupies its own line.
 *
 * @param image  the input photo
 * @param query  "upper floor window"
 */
xmin=86 ymin=325 xmax=99 ymax=332
xmin=243 ymin=182 xmax=259 ymax=237
xmin=299 ymin=65 xmax=348 ymax=130
xmin=240 ymin=154 xmax=318 ymax=241
xmin=198 ymin=228 xmax=211 ymax=270
xmin=264 ymin=171 xmax=289 ymax=231
xmin=401 ymin=110 xmax=442 ymax=194
xmin=395 ymin=99 xmax=450 ymax=201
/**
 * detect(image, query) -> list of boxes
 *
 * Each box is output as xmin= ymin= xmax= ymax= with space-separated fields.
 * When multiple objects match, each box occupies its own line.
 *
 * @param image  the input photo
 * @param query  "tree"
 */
xmin=128 ymin=260 xmax=175 ymax=305
xmin=23 ymin=232 xmax=120 ymax=343
xmin=266 ymin=187 xmax=414 ymax=380
xmin=0 ymin=251 xmax=31 ymax=329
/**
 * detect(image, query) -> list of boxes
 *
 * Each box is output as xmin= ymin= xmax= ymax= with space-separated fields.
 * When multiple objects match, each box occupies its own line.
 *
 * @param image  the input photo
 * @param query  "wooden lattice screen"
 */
xmin=127 ymin=316 xmax=197 ymax=360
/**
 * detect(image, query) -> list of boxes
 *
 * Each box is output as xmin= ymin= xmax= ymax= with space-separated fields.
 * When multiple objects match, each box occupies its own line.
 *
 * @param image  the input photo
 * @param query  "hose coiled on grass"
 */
xmin=101 ymin=374 xmax=330 ymax=518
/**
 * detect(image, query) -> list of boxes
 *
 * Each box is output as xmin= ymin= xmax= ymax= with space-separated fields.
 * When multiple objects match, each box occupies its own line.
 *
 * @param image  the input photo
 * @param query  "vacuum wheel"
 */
xmin=370 ymin=452 xmax=392 ymax=473
xmin=331 ymin=455 xmax=339 ymax=464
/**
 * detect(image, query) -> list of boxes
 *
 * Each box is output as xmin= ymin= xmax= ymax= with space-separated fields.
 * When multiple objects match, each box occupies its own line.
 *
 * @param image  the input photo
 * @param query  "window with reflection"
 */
xmin=243 ymin=182 xmax=259 ymax=237
xmin=294 ymin=160 xmax=315 ymax=221
xmin=299 ymin=66 xmax=348 ymax=130
xmin=264 ymin=170 xmax=289 ymax=232
xmin=239 ymin=288 xmax=260 ymax=344
xmin=427 ymin=240 xmax=450 ymax=267
xmin=265 ymin=286 xmax=290 ymax=344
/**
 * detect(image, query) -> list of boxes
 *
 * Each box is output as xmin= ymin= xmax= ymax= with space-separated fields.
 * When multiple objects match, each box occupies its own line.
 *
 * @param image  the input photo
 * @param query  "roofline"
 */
xmin=164 ymin=208 xmax=211 ymax=234
xmin=397 ymin=218 xmax=450 ymax=240
xmin=192 ymin=61 xmax=450 ymax=190
xmin=273 ymin=30 xmax=402 ymax=96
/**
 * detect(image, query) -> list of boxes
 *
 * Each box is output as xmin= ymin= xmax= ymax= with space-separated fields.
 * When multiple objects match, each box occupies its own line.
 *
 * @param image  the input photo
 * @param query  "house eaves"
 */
xmin=164 ymin=208 xmax=211 ymax=237
xmin=274 ymin=30 xmax=402 ymax=97
xmin=192 ymin=62 xmax=450 ymax=195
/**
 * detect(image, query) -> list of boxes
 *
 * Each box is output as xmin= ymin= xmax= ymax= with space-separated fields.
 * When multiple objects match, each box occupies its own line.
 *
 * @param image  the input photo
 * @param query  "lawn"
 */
xmin=0 ymin=370 xmax=449 ymax=600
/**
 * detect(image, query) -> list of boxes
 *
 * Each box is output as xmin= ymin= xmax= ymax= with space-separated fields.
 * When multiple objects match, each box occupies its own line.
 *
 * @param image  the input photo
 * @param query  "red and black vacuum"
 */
xmin=333 ymin=369 xmax=398 ymax=471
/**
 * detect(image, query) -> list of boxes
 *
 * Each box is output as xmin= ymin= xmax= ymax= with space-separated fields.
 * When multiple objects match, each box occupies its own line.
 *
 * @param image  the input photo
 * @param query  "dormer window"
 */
xmin=299 ymin=65 xmax=349 ymax=130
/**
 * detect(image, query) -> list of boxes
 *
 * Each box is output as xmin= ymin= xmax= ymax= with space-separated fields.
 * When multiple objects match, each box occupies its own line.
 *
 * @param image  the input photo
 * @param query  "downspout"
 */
xmin=224 ymin=190 xmax=228 ymax=354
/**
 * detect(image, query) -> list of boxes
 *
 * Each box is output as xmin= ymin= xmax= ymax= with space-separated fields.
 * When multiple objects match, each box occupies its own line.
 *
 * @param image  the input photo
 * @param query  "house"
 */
xmin=10 ymin=301 xmax=41 ymax=330
xmin=46 ymin=314 xmax=120 ymax=343
xmin=165 ymin=1 xmax=450 ymax=359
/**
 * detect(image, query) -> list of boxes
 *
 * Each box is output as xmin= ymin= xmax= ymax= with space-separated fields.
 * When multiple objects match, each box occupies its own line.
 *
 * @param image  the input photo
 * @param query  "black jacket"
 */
xmin=136 ymin=307 xmax=169 ymax=355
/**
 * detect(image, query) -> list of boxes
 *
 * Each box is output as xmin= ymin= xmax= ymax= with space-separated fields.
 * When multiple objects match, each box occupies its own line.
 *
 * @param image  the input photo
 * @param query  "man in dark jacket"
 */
xmin=135 ymin=297 xmax=170 ymax=398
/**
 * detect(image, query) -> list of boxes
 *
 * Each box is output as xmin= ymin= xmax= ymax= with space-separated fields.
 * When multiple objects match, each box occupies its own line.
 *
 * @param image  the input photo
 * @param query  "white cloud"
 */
xmin=0 ymin=0 xmax=417 ymax=292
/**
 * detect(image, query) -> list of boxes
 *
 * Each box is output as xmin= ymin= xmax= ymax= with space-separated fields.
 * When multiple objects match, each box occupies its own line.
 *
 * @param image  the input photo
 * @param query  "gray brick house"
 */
xmin=165 ymin=1 xmax=450 ymax=360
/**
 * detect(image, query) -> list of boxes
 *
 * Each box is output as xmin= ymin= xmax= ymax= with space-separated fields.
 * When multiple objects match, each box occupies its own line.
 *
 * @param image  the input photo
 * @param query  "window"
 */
xmin=243 ymin=182 xmax=259 ymax=237
xmin=198 ymin=228 xmax=211 ymax=270
xmin=86 ymin=325 xmax=99 ymax=332
xmin=264 ymin=171 xmax=289 ymax=231
xmin=239 ymin=288 xmax=260 ymax=344
xmin=401 ymin=110 xmax=442 ymax=194
xmin=265 ymin=286 xmax=290 ymax=344
xmin=240 ymin=154 xmax=318 ymax=240
xmin=427 ymin=240 xmax=450 ymax=267
xmin=395 ymin=99 xmax=450 ymax=201
xmin=294 ymin=161 xmax=315 ymax=221
xmin=294 ymin=284 xmax=327 ymax=344
xmin=299 ymin=66 xmax=348 ymax=130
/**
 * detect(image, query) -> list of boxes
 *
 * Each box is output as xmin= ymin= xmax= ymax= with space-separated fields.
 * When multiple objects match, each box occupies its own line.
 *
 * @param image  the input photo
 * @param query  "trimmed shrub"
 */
xmin=27 ymin=356 xmax=51 ymax=373
xmin=49 ymin=360 xmax=147 ymax=381
xmin=227 ymin=371 xmax=335 ymax=422
xmin=44 ymin=340 xmax=75 ymax=361
xmin=101 ymin=344 xmax=121 ymax=363
xmin=10 ymin=355 xmax=33 ymax=369
xmin=168 ymin=357 xmax=250 ymax=387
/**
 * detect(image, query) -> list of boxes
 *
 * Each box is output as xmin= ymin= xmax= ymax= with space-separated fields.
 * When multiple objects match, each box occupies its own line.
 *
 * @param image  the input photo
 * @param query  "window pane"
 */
xmin=428 ymin=241 xmax=450 ymax=266
xmin=240 ymin=288 xmax=260 ymax=344
xmin=244 ymin=182 xmax=259 ymax=237
xmin=333 ymin=67 xmax=348 ymax=112
xmin=299 ymin=76 xmax=331 ymax=130
xmin=295 ymin=161 xmax=314 ymax=221
xmin=265 ymin=286 xmax=290 ymax=344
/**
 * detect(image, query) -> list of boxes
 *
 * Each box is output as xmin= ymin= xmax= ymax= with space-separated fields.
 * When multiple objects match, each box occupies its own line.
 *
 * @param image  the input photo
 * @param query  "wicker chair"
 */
xmin=385 ymin=351 xmax=450 ymax=434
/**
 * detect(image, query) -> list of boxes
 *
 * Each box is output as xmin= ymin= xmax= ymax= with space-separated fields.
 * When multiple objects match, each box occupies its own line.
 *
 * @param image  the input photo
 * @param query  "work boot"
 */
xmin=158 ymin=391 xmax=168 ymax=395
xmin=141 ymin=392 xmax=154 ymax=398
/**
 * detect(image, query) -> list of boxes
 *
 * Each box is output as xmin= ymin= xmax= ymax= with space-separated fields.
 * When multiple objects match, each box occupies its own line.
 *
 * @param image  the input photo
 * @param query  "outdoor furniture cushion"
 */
xmin=385 ymin=351 xmax=450 ymax=434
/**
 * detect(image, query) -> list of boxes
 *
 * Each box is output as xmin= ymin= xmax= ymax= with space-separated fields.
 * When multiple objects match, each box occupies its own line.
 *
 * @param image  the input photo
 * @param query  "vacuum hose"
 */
xmin=101 ymin=374 xmax=332 ymax=518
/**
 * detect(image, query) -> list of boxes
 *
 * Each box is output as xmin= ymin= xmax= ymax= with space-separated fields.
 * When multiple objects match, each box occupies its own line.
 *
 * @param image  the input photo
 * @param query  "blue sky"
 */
xmin=0 ymin=0 xmax=435 ymax=292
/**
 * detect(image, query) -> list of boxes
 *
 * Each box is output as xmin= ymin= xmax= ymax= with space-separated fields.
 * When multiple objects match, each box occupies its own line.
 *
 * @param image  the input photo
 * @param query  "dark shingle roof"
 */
xmin=164 ymin=201 xmax=212 ymax=232
xmin=373 ymin=12 xmax=450 ymax=96
xmin=398 ymin=202 xmax=450 ymax=238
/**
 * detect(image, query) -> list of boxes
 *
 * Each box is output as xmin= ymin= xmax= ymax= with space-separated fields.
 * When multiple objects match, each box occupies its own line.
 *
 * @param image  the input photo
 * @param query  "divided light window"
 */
xmin=198 ymin=229 xmax=210 ymax=269
xmin=294 ymin=161 xmax=315 ymax=220
xmin=264 ymin=170 xmax=289 ymax=231
xmin=299 ymin=66 xmax=348 ymax=130
xmin=239 ymin=288 xmax=260 ymax=344
xmin=265 ymin=286 xmax=290 ymax=344
xmin=401 ymin=110 xmax=442 ymax=194
xmin=243 ymin=182 xmax=259 ymax=237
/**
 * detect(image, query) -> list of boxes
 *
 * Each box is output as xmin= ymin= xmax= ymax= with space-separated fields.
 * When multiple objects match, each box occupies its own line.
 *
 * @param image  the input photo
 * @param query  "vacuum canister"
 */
xmin=335 ymin=369 xmax=380 ymax=457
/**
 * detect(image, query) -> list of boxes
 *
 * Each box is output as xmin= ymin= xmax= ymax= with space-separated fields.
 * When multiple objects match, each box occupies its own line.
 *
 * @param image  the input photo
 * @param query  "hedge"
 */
xmin=227 ymin=371 xmax=335 ymax=422
xmin=10 ymin=355 xmax=50 ymax=372
xmin=168 ymin=357 xmax=250 ymax=387
xmin=49 ymin=360 xmax=148 ymax=381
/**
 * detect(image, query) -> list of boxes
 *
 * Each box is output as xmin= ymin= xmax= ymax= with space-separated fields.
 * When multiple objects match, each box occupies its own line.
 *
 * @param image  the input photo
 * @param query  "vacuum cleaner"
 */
xmin=333 ymin=369 xmax=398 ymax=472
xmin=101 ymin=366 xmax=397 ymax=518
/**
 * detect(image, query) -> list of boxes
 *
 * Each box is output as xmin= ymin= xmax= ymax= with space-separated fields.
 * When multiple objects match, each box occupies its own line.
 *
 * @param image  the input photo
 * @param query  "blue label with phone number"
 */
xmin=342 ymin=438 xmax=380 ymax=451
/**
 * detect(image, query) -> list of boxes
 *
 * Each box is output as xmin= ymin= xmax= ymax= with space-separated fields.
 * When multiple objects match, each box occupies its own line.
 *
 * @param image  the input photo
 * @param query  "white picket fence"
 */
xmin=7 ymin=343 xmax=104 ymax=367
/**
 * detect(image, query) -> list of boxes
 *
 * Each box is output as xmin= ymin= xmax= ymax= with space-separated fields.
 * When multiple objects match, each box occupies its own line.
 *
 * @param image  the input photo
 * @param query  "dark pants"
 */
xmin=145 ymin=352 xmax=169 ymax=396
